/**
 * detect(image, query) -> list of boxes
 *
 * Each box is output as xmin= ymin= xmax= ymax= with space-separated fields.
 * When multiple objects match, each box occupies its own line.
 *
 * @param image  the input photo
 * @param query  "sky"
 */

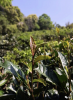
xmin=12 ymin=0 xmax=73 ymax=26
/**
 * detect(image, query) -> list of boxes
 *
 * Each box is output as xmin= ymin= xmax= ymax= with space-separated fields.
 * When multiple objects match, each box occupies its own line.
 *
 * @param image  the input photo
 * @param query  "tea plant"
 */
xmin=0 ymin=37 xmax=73 ymax=100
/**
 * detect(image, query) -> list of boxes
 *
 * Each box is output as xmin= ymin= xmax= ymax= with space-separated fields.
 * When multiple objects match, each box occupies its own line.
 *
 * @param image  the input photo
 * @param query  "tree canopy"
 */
xmin=25 ymin=14 xmax=39 ymax=31
xmin=0 ymin=0 xmax=12 ymax=7
xmin=38 ymin=14 xmax=53 ymax=30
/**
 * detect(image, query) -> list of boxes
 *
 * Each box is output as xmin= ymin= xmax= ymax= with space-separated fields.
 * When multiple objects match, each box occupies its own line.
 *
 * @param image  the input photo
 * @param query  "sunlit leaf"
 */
xmin=35 ymin=42 xmax=48 ymax=53
xmin=0 ymin=79 xmax=7 ymax=86
xmin=7 ymin=84 xmax=17 ymax=93
xmin=34 ymin=55 xmax=51 ymax=63
xmin=32 ymin=78 xmax=46 ymax=86
xmin=23 ymin=62 xmax=32 ymax=73
xmin=58 ymin=52 xmax=69 ymax=79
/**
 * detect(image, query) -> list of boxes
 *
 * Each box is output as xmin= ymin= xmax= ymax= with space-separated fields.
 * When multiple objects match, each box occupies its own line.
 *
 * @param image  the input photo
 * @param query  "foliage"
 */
xmin=0 ymin=1 xmax=73 ymax=99
xmin=7 ymin=24 xmax=18 ymax=34
xmin=0 ymin=0 xmax=12 ymax=7
xmin=66 ymin=22 xmax=73 ymax=29
xmin=34 ymin=23 xmax=40 ymax=30
xmin=25 ymin=14 xmax=38 ymax=31
xmin=17 ymin=22 xmax=28 ymax=32
xmin=0 ymin=36 xmax=73 ymax=100
xmin=4 ymin=48 xmax=32 ymax=65
xmin=5 ymin=6 xmax=24 ymax=24
xmin=38 ymin=14 xmax=53 ymax=30
xmin=0 ymin=12 xmax=9 ymax=35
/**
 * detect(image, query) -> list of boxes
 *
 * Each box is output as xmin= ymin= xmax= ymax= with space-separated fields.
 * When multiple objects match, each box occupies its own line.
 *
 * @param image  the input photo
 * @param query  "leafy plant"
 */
xmin=0 ymin=37 xmax=73 ymax=100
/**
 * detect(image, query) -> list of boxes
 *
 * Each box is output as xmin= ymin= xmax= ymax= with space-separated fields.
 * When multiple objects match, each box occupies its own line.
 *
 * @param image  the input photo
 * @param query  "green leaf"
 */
xmin=0 ymin=59 xmax=19 ymax=72
xmin=35 ymin=61 xmax=60 ymax=86
xmin=58 ymin=52 xmax=68 ymax=67
xmin=10 ymin=65 xmax=18 ymax=77
xmin=32 ymin=78 xmax=46 ymax=86
xmin=58 ymin=52 xmax=69 ymax=79
xmin=34 ymin=55 xmax=51 ymax=63
xmin=0 ymin=58 xmax=26 ymax=79
xmin=18 ymin=69 xmax=26 ymax=79
xmin=0 ymin=79 xmax=7 ymax=86
xmin=54 ymin=68 xmax=67 ymax=87
xmin=0 ymin=59 xmax=27 ymax=87
xmin=23 ymin=62 xmax=32 ymax=73
xmin=35 ymin=42 xmax=48 ymax=52
xmin=0 ymin=90 xmax=4 ymax=96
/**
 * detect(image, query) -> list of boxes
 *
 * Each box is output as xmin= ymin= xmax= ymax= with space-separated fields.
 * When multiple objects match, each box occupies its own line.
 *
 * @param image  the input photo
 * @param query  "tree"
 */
xmin=34 ymin=23 xmax=40 ymax=30
xmin=17 ymin=22 xmax=28 ymax=32
xmin=0 ymin=12 xmax=9 ymax=35
xmin=25 ymin=14 xmax=38 ymax=31
xmin=0 ymin=0 xmax=13 ymax=13
xmin=0 ymin=5 xmax=24 ymax=34
xmin=38 ymin=14 xmax=53 ymax=30
xmin=5 ymin=6 xmax=24 ymax=24
xmin=56 ymin=24 xmax=61 ymax=28
xmin=66 ymin=22 xmax=73 ymax=29
xmin=0 ymin=0 xmax=12 ymax=7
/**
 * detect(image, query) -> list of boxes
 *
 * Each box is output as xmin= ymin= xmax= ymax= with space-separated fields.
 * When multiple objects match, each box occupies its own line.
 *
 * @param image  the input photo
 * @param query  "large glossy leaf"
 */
xmin=34 ymin=55 xmax=51 ymax=63
xmin=35 ymin=61 xmax=61 ymax=86
xmin=0 ymin=59 xmax=19 ymax=72
xmin=0 ymin=59 xmax=26 ymax=79
xmin=8 ymin=65 xmax=26 ymax=85
xmin=10 ymin=65 xmax=18 ymax=77
xmin=0 ymin=59 xmax=27 ymax=87
xmin=54 ymin=68 xmax=67 ymax=87
xmin=32 ymin=78 xmax=46 ymax=86
xmin=0 ymin=79 xmax=7 ymax=86
xmin=18 ymin=69 xmax=26 ymax=79
xmin=12 ymin=75 xmax=19 ymax=85
xmin=58 ymin=52 xmax=69 ymax=79
xmin=58 ymin=52 xmax=68 ymax=67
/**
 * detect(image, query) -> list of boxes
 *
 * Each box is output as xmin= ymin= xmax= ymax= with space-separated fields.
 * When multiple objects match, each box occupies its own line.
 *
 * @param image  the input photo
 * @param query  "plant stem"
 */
xmin=68 ymin=41 xmax=71 ymax=98
xmin=31 ymin=55 xmax=35 ymax=100
xmin=69 ymin=73 xmax=71 ymax=93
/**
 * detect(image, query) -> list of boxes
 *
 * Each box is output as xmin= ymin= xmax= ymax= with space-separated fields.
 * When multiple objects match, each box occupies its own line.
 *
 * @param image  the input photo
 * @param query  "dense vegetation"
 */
xmin=0 ymin=0 xmax=73 ymax=100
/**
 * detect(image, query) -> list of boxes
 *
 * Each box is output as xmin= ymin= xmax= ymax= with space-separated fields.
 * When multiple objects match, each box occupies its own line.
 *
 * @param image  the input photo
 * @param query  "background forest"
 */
xmin=0 ymin=0 xmax=73 ymax=63
xmin=0 ymin=0 xmax=73 ymax=100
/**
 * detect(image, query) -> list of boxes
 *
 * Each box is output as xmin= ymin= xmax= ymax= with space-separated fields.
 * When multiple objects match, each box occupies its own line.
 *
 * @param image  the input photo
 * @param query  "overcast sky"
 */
xmin=12 ymin=0 xmax=73 ymax=26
